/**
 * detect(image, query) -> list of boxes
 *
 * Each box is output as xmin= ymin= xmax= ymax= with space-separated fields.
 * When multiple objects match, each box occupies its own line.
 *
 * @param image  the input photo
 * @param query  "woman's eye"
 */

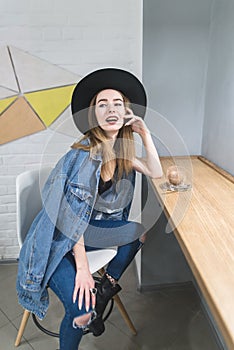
xmin=99 ymin=104 xmax=107 ymax=108
xmin=114 ymin=103 xmax=123 ymax=107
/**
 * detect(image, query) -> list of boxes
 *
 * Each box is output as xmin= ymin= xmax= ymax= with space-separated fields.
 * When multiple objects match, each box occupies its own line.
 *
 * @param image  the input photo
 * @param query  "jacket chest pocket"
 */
xmin=70 ymin=184 xmax=93 ymax=202
xmin=63 ymin=183 xmax=93 ymax=221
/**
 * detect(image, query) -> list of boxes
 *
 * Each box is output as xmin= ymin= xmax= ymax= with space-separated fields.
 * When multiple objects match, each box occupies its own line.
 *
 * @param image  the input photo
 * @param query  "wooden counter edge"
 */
xmin=198 ymin=156 xmax=234 ymax=184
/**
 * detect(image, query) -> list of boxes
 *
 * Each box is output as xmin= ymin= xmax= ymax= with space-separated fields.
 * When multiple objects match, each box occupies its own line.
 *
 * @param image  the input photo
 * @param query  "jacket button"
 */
xmin=86 ymin=211 xmax=90 ymax=215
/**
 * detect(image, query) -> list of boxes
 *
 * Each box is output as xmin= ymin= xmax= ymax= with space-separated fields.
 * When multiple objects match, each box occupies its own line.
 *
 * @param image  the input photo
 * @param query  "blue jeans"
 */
xmin=48 ymin=219 xmax=144 ymax=350
xmin=83 ymin=219 xmax=145 ymax=248
xmin=86 ymin=238 xmax=143 ymax=280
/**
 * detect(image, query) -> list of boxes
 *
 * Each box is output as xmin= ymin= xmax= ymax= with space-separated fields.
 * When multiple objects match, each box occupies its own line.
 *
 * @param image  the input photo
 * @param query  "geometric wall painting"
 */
xmin=0 ymin=46 xmax=81 ymax=145
xmin=9 ymin=46 xmax=79 ymax=92
xmin=25 ymin=84 xmax=76 ymax=127
xmin=0 ymin=46 xmax=19 ymax=92
xmin=0 ymin=97 xmax=46 ymax=145
xmin=0 ymin=86 xmax=18 ymax=99
xmin=0 ymin=95 xmax=18 ymax=114
xmin=49 ymin=107 xmax=80 ymax=138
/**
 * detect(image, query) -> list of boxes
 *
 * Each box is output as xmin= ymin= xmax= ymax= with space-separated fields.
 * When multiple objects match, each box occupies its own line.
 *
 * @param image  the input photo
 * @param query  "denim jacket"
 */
xmin=16 ymin=141 xmax=136 ymax=319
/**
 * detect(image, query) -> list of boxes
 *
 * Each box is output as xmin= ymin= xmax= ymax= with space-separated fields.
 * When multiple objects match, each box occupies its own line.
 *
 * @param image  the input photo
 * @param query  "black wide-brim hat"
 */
xmin=71 ymin=68 xmax=147 ymax=134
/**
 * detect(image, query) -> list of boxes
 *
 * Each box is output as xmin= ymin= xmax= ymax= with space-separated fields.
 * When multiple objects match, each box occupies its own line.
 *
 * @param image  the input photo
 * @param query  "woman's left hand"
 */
xmin=124 ymin=108 xmax=149 ymax=137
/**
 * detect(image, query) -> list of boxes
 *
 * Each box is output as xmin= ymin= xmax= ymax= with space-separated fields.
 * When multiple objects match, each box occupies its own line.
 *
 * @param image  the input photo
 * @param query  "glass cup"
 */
xmin=166 ymin=166 xmax=186 ymax=186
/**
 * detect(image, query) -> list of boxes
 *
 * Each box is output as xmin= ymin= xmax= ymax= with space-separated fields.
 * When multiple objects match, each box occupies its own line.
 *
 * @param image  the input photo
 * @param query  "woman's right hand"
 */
xmin=73 ymin=267 xmax=96 ymax=312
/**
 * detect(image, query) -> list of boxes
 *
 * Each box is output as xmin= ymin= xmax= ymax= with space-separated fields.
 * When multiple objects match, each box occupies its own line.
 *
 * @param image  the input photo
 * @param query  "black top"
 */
xmin=98 ymin=177 xmax=112 ymax=195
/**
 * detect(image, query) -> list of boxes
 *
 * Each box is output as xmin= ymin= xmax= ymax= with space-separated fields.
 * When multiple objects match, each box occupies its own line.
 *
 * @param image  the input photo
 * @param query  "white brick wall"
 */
xmin=0 ymin=0 xmax=143 ymax=260
xmin=0 ymin=0 xmax=143 ymax=75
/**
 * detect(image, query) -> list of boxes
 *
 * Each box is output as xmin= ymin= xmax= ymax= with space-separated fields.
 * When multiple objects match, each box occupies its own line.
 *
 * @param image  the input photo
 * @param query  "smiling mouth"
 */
xmin=105 ymin=116 xmax=119 ymax=123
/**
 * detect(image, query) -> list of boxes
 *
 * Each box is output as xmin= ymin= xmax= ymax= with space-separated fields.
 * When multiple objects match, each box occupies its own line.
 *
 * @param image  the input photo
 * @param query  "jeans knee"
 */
xmin=72 ymin=311 xmax=96 ymax=330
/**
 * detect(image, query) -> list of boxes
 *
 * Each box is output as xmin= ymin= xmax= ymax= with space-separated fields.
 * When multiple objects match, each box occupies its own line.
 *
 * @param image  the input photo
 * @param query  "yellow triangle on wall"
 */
xmin=0 ymin=96 xmax=18 ymax=114
xmin=25 ymin=84 xmax=76 ymax=126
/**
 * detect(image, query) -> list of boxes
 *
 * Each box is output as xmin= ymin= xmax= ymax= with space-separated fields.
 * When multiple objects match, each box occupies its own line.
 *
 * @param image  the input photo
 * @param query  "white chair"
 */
xmin=15 ymin=168 xmax=136 ymax=347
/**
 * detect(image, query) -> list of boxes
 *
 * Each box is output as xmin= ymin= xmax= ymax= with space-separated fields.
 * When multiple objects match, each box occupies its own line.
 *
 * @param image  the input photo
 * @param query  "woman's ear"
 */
xmin=125 ymin=102 xmax=132 ymax=115
xmin=125 ymin=108 xmax=131 ymax=115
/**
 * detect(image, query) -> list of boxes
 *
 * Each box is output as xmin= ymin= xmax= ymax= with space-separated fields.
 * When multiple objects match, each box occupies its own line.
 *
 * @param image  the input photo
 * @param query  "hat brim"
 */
xmin=71 ymin=68 xmax=147 ymax=134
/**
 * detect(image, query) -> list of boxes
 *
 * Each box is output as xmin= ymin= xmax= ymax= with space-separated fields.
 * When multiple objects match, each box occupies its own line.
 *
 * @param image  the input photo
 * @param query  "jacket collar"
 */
xmin=90 ymin=153 xmax=102 ymax=161
xmin=80 ymin=137 xmax=102 ymax=162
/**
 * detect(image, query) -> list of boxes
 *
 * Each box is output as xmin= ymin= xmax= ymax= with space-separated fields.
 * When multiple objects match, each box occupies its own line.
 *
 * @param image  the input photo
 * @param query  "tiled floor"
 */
xmin=0 ymin=262 xmax=221 ymax=350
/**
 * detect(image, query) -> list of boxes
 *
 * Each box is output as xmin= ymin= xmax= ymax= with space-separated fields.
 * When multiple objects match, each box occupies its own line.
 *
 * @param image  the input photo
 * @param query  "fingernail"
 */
xmin=86 ymin=306 xmax=89 ymax=312
xmin=79 ymin=303 xmax=82 ymax=310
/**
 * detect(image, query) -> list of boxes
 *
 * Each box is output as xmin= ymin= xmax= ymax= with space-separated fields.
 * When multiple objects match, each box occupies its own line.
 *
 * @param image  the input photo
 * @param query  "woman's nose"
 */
xmin=108 ymin=103 xmax=115 ymax=113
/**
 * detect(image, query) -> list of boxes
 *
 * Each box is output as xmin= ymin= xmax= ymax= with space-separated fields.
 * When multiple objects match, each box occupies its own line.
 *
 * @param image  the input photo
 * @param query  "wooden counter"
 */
xmin=151 ymin=156 xmax=234 ymax=350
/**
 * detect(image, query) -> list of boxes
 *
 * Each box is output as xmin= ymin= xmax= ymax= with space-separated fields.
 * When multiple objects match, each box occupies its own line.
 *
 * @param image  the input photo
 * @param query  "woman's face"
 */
xmin=95 ymin=89 xmax=126 ymax=138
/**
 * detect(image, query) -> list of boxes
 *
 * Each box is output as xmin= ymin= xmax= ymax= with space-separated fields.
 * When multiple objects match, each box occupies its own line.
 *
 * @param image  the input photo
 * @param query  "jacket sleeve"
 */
xmin=18 ymin=149 xmax=79 ymax=292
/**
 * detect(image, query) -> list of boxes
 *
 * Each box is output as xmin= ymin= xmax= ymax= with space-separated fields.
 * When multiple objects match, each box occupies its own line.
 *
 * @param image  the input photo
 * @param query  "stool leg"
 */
xmin=113 ymin=294 xmax=137 ymax=335
xmin=15 ymin=310 xmax=30 ymax=347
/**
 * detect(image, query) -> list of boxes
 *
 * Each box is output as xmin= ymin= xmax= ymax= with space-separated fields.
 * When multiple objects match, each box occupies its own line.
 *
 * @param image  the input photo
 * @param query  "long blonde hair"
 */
xmin=71 ymin=91 xmax=135 ymax=180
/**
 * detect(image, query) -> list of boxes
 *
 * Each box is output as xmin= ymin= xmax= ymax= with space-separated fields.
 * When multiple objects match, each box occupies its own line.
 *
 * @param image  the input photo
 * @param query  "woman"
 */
xmin=17 ymin=68 xmax=162 ymax=350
